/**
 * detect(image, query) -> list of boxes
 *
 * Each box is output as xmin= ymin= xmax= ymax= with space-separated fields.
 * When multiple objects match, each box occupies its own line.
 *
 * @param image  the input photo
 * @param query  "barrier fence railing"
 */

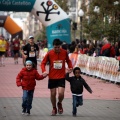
xmin=38 ymin=50 xmax=120 ymax=83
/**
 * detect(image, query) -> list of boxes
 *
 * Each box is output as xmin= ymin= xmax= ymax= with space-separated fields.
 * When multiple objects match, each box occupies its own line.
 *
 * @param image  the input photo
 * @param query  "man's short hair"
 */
xmin=53 ymin=39 xmax=62 ymax=46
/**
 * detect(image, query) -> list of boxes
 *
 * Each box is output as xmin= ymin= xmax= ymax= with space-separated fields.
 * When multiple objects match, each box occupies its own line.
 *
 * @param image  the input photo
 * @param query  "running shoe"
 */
xmin=22 ymin=108 xmax=26 ymax=115
xmin=73 ymin=113 xmax=76 ymax=117
xmin=26 ymin=110 xmax=30 ymax=116
xmin=51 ymin=107 xmax=57 ymax=116
xmin=57 ymin=102 xmax=63 ymax=114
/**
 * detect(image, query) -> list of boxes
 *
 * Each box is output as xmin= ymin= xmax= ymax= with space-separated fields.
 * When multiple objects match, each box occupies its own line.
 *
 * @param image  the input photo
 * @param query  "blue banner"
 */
xmin=0 ymin=0 xmax=35 ymax=12
xmin=46 ymin=18 xmax=71 ymax=50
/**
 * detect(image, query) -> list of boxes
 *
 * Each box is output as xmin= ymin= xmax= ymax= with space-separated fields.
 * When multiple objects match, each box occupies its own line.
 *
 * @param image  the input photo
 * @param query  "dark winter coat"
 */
xmin=65 ymin=73 xmax=92 ymax=94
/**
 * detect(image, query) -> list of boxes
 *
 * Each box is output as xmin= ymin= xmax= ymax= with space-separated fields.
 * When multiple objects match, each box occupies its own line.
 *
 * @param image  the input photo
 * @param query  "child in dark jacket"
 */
xmin=16 ymin=60 xmax=47 ymax=115
xmin=65 ymin=67 xmax=92 ymax=116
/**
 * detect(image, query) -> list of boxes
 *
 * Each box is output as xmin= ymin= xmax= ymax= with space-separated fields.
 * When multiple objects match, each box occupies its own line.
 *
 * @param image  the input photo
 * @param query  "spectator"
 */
xmin=115 ymin=40 xmax=120 ymax=71
xmin=87 ymin=42 xmax=95 ymax=56
xmin=61 ymin=42 xmax=68 ymax=51
xmin=68 ymin=45 xmax=79 ymax=67
xmin=95 ymin=43 xmax=102 ymax=56
xmin=100 ymin=37 xmax=115 ymax=57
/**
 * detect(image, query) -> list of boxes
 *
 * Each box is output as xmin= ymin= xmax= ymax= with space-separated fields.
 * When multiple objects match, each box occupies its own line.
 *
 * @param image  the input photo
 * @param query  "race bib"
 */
xmin=15 ymin=44 xmax=18 ymax=47
xmin=53 ymin=60 xmax=63 ymax=69
xmin=1 ymin=44 xmax=5 ymax=48
xmin=29 ymin=52 xmax=35 ymax=57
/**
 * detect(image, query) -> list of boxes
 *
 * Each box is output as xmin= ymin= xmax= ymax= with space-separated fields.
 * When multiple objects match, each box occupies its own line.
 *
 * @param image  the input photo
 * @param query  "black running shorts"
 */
xmin=48 ymin=78 xmax=65 ymax=89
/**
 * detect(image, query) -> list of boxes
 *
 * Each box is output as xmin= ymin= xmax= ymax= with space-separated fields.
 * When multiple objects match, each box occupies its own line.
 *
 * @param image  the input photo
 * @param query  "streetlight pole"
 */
xmin=94 ymin=6 xmax=102 ymax=39
xmin=78 ymin=9 xmax=84 ymax=41
xmin=68 ymin=13 xmax=72 ymax=41
xmin=69 ymin=12 xmax=77 ymax=41
xmin=69 ymin=10 xmax=76 ymax=40
xmin=80 ymin=17 xmax=82 ymax=41
xmin=113 ymin=1 xmax=119 ymax=45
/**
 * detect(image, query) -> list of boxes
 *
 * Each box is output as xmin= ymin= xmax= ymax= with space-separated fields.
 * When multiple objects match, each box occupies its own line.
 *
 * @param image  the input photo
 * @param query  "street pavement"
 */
xmin=0 ymin=58 xmax=120 ymax=120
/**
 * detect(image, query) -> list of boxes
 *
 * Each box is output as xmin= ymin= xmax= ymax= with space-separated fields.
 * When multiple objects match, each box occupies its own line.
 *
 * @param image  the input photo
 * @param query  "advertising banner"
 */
xmin=46 ymin=19 xmax=71 ymax=49
xmin=0 ymin=0 xmax=71 ymax=50
xmin=32 ymin=0 xmax=71 ymax=49
xmin=0 ymin=0 xmax=35 ymax=12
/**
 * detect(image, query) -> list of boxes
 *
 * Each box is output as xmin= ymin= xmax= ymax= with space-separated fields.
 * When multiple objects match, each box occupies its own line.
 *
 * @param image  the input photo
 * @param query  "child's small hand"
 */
xmin=89 ymin=90 xmax=93 ymax=94
xmin=67 ymin=68 xmax=73 ymax=73
xmin=42 ymin=71 xmax=48 ymax=77
xmin=17 ymin=83 xmax=21 ymax=87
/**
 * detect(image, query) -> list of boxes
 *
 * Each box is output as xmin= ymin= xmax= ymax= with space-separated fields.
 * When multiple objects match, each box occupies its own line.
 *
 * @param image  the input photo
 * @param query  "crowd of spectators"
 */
xmin=1 ymin=34 xmax=120 ymax=69
xmin=61 ymin=37 xmax=120 ymax=71
xmin=61 ymin=37 xmax=120 ymax=59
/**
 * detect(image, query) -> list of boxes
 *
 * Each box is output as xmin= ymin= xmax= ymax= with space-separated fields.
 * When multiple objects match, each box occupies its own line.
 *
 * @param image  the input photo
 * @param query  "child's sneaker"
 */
xmin=57 ymin=102 xmax=63 ymax=114
xmin=22 ymin=108 xmax=26 ymax=115
xmin=73 ymin=113 xmax=76 ymax=117
xmin=26 ymin=110 xmax=30 ymax=116
xmin=51 ymin=107 xmax=57 ymax=116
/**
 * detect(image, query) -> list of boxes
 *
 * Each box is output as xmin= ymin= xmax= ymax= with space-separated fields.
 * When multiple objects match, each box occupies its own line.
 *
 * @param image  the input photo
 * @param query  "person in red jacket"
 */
xmin=100 ymin=37 xmax=115 ymax=57
xmin=41 ymin=39 xmax=73 ymax=116
xmin=16 ymin=60 xmax=47 ymax=115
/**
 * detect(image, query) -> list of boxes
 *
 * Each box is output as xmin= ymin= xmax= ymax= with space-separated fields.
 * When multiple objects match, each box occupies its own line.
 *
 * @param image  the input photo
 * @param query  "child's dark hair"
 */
xmin=73 ymin=67 xmax=81 ymax=74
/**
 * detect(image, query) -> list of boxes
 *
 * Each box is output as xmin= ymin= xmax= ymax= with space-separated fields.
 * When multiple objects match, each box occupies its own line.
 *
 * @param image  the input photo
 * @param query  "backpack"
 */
xmin=102 ymin=46 xmax=112 ymax=57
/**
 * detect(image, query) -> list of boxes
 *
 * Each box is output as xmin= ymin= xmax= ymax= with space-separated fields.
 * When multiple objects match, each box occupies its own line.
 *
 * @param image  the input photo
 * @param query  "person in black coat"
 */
xmin=115 ymin=41 xmax=120 ymax=71
xmin=65 ymin=67 xmax=92 ymax=116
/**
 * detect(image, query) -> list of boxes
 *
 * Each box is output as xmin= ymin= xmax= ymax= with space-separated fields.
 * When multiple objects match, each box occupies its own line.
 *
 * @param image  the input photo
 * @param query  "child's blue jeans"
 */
xmin=72 ymin=95 xmax=83 ymax=115
xmin=22 ymin=90 xmax=34 ymax=110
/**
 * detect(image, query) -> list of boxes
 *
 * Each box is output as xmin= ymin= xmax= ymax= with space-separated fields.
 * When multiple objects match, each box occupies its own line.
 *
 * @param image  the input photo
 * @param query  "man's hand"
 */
xmin=23 ymin=55 xmax=27 ymax=59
